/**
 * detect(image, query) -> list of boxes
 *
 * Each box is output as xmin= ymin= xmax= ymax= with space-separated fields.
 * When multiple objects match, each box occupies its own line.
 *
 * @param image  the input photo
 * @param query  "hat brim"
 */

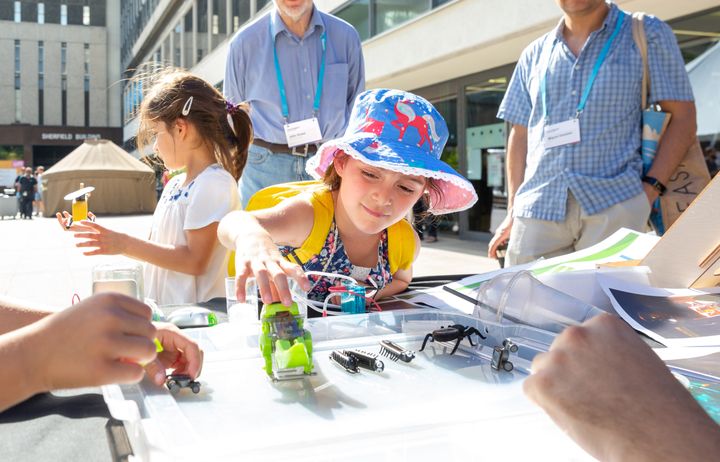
xmin=307 ymin=133 xmax=478 ymax=214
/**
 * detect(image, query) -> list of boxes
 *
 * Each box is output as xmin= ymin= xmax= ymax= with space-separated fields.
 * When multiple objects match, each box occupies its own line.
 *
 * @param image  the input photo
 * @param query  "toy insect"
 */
xmin=379 ymin=340 xmax=415 ymax=363
xmin=166 ymin=374 xmax=201 ymax=394
xmin=329 ymin=350 xmax=359 ymax=373
xmin=491 ymin=339 xmax=519 ymax=372
xmin=344 ymin=349 xmax=384 ymax=372
xmin=259 ymin=302 xmax=313 ymax=381
xmin=420 ymin=324 xmax=487 ymax=355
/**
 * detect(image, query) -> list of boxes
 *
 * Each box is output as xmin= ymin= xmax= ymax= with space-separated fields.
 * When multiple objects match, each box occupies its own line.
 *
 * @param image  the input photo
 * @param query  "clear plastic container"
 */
xmin=474 ymin=270 xmax=605 ymax=333
xmin=102 ymin=309 xmax=591 ymax=461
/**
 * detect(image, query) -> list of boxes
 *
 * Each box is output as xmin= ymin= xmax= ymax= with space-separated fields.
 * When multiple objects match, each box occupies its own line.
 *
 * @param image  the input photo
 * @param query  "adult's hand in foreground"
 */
xmin=524 ymin=313 xmax=720 ymax=461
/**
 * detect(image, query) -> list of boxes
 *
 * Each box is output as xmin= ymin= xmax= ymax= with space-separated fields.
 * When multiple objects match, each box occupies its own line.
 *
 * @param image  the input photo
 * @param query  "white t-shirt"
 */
xmin=144 ymin=164 xmax=239 ymax=305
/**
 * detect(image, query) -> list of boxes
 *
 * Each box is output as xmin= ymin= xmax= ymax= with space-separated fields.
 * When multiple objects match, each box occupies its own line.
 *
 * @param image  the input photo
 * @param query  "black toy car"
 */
xmin=166 ymin=374 xmax=201 ymax=394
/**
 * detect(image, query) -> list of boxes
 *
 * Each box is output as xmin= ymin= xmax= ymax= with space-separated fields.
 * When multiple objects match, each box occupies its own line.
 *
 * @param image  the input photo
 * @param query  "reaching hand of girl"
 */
xmin=56 ymin=210 xmax=97 ymax=231
xmin=72 ymin=220 xmax=129 ymax=256
xmin=220 ymin=210 xmax=310 ymax=307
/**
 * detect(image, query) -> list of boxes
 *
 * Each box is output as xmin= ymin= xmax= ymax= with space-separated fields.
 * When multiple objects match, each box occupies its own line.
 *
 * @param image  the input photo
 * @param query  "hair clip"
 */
xmin=182 ymin=96 xmax=193 ymax=116
xmin=225 ymin=100 xmax=243 ymax=115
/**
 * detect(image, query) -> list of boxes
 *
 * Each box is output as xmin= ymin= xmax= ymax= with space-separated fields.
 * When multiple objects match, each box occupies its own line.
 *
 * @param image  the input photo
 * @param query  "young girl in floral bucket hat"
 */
xmin=219 ymin=89 xmax=477 ymax=315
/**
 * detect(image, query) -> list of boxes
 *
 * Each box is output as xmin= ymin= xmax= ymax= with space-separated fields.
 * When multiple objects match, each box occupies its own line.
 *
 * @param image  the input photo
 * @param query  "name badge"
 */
xmin=543 ymin=118 xmax=581 ymax=149
xmin=284 ymin=117 xmax=322 ymax=147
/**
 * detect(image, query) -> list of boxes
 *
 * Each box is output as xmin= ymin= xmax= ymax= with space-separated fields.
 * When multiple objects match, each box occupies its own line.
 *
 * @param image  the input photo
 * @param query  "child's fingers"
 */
xmin=94 ymin=293 xmax=154 ymax=321
xmin=104 ymin=360 xmax=147 ymax=385
xmin=250 ymin=262 xmax=274 ymax=304
xmin=279 ymin=260 xmax=311 ymax=292
xmin=73 ymin=232 xmax=100 ymax=240
xmin=109 ymin=334 xmax=157 ymax=364
xmin=272 ymin=275 xmax=292 ymax=306
xmin=143 ymin=358 xmax=169 ymax=386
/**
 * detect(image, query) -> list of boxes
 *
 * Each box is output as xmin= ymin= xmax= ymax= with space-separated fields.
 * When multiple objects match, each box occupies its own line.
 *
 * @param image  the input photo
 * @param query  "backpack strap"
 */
xmin=246 ymin=180 xmax=416 ymax=274
xmin=630 ymin=12 xmax=649 ymax=109
xmin=245 ymin=180 xmax=333 ymax=266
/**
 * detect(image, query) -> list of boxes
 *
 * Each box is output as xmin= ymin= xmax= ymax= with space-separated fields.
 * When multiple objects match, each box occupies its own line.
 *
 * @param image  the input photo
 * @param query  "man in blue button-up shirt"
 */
xmin=224 ymin=0 xmax=365 ymax=207
xmin=490 ymin=0 xmax=695 ymax=266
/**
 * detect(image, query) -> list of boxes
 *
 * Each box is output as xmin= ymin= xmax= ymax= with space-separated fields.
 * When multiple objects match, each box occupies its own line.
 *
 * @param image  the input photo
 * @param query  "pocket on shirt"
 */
xmin=320 ymin=63 xmax=349 ymax=115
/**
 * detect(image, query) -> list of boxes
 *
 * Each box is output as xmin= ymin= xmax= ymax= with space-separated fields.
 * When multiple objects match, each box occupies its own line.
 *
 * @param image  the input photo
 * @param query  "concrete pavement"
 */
xmin=0 ymin=214 xmax=499 ymax=308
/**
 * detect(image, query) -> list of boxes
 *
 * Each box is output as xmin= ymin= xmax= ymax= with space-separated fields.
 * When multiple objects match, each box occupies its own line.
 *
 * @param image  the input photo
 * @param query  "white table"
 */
xmin=103 ymin=309 xmax=592 ymax=461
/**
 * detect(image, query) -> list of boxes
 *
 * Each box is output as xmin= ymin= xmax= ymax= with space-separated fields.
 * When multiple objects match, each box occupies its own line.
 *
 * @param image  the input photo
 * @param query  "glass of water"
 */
xmin=225 ymin=277 xmax=258 ymax=325
xmin=92 ymin=262 xmax=144 ymax=299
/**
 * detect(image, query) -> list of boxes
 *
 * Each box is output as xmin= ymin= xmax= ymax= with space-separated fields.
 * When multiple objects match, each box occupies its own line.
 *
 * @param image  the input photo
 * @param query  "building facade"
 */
xmin=0 ymin=0 xmax=122 ymax=175
xmin=121 ymin=0 xmax=720 ymax=238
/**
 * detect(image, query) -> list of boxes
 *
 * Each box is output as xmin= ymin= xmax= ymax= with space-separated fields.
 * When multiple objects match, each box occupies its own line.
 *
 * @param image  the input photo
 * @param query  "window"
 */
xmin=38 ymin=3 xmax=44 ymax=24
xmin=84 ymin=43 xmax=90 ymax=74
xmin=14 ymin=40 xmax=21 ymax=122
xmin=375 ymin=0 xmax=428 ymax=35
xmin=14 ymin=1 xmax=21 ymax=23
xmin=60 ymin=4 xmax=67 ymax=25
xmin=336 ymin=1 xmax=370 ymax=41
xmin=14 ymin=40 xmax=20 ymax=75
xmin=84 ymin=44 xmax=90 ymax=126
xmin=61 ymin=42 xmax=67 ymax=75
xmin=61 ymin=42 xmax=67 ymax=125
xmin=38 ymin=41 xmax=44 ymax=75
xmin=83 ymin=5 xmax=90 ymax=25
xmin=39 ymin=41 xmax=44 ymax=125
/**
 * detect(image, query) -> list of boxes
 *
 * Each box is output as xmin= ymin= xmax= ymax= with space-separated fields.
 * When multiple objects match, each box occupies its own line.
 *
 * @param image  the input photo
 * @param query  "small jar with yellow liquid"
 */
xmin=72 ymin=182 xmax=89 ymax=221
xmin=63 ymin=183 xmax=95 ymax=226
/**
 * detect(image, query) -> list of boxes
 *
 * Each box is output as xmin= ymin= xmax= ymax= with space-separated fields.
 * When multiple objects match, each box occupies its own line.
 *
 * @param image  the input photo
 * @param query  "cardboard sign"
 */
xmin=640 ymin=173 xmax=720 ymax=288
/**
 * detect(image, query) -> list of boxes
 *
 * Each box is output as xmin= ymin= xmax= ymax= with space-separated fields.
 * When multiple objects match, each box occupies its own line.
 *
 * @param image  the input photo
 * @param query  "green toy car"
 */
xmin=259 ymin=302 xmax=313 ymax=380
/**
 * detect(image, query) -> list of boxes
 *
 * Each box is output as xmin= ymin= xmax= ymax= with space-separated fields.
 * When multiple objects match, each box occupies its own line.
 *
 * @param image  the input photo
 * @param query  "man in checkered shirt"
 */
xmin=489 ymin=0 xmax=695 ymax=266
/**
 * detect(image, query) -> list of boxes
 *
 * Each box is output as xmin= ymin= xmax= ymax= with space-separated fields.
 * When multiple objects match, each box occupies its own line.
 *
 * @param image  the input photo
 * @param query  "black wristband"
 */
xmin=642 ymin=175 xmax=667 ymax=196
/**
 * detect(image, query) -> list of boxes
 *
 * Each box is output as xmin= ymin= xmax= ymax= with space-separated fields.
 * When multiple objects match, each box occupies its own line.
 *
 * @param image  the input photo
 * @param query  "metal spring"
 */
xmin=379 ymin=340 xmax=416 ymax=363
xmin=344 ymin=349 xmax=384 ymax=372
xmin=329 ymin=350 xmax=359 ymax=373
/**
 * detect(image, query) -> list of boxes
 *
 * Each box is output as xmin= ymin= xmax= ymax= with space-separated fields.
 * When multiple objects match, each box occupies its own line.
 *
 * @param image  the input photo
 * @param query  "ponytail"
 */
xmin=223 ymin=102 xmax=253 ymax=181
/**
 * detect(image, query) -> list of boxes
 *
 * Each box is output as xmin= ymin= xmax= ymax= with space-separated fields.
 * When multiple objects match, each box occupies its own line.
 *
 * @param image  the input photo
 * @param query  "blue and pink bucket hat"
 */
xmin=306 ymin=89 xmax=478 ymax=214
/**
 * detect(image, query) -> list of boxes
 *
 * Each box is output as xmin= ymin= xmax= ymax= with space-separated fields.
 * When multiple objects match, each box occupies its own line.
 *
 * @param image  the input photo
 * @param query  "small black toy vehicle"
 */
xmin=166 ymin=374 xmax=201 ymax=394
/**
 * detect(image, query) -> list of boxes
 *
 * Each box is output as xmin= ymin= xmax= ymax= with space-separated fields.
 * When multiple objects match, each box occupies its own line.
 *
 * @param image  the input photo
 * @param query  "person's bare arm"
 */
xmin=72 ymin=221 xmax=220 ymax=276
xmin=217 ymin=198 xmax=314 ymax=306
xmin=488 ymin=124 xmax=528 ymax=258
xmin=0 ymin=293 xmax=157 ymax=413
xmin=0 ymin=296 xmax=55 ymax=335
xmin=524 ymin=314 xmax=720 ymax=461
xmin=642 ymin=101 xmax=697 ymax=203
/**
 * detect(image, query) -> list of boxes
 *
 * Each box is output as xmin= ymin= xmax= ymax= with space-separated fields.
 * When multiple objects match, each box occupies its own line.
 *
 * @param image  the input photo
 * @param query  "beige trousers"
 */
xmin=506 ymin=192 xmax=650 ymax=267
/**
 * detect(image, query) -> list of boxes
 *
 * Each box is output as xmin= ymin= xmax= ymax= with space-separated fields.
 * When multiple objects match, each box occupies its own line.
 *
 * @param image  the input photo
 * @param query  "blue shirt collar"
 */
xmin=553 ymin=1 xmax=618 ymax=41
xmin=270 ymin=6 xmax=324 ymax=40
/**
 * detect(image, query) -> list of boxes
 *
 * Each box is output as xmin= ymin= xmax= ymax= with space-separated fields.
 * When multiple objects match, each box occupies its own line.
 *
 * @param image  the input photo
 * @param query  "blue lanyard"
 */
xmin=541 ymin=12 xmax=625 ymax=121
xmin=271 ymin=26 xmax=327 ymax=121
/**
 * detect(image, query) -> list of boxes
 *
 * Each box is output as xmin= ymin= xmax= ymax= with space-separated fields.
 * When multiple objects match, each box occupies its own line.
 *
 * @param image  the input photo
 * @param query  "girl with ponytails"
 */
xmin=60 ymin=69 xmax=253 ymax=305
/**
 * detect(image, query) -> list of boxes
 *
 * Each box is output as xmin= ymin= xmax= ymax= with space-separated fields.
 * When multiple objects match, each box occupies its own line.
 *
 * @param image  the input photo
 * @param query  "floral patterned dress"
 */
xmin=279 ymin=220 xmax=392 ymax=307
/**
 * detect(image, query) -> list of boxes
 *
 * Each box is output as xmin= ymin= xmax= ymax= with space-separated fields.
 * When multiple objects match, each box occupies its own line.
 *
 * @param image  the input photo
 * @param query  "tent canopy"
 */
xmin=42 ymin=139 xmax=157 ymax=216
